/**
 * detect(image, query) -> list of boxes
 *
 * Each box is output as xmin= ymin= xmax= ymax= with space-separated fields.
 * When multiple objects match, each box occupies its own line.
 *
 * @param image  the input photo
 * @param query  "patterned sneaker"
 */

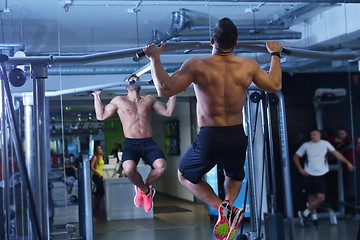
xmin=134 ymin=186 xmax=143 ymax=208
xmin=143 ymin=187 xmax=156 ymax=212
xmin=298 ymin=210 xmax=308 ymax=227
xmin=213 ymin=201 xmax=232 ymax=239
xmin=224 ymin=207 xmax=245 ymax=240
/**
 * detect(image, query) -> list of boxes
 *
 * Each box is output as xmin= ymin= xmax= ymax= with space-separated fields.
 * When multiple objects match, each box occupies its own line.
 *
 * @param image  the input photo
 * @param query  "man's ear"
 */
xmin=210 ymin=37 xmax=214 ymax=46
xmin=235 ymin=40 xmax=238 ymax=48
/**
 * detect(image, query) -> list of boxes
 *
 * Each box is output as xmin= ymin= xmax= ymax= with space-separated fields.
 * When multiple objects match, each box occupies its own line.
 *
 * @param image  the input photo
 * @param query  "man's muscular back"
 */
xmin=111 ymin=95 xmax=156 ymax=138
xmin=191 ymin=54 xmax=258 ymax=127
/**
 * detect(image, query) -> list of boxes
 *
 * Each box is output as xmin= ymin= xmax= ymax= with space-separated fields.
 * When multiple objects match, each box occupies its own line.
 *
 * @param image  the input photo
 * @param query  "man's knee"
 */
xmin=153 ymin=158 xmax=167 ymax=174
xmin=122 ymin=161 xmax=137 ymax=176
xmin=178 ymin=171 xmax=186 ymax=185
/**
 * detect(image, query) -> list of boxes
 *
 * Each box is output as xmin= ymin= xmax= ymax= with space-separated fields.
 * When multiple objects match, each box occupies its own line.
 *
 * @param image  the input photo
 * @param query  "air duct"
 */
xmin=152 ymin=8 xmax=191 ymax=43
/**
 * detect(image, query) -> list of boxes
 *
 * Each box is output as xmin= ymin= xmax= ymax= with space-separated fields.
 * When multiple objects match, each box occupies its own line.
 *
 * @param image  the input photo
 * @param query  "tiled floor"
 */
xmin=92 ymin=192 xmax=359 ymax=240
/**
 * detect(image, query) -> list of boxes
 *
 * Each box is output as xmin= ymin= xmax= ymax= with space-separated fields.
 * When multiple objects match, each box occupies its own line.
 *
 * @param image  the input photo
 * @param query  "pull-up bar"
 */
xmin=6 ymin=41 xmax=360 ymax=66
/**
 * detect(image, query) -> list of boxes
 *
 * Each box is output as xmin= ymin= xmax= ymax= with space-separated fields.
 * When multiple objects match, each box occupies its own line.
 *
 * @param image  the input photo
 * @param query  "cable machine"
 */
xmin=238 ymin=86 xmax=295 ymax=240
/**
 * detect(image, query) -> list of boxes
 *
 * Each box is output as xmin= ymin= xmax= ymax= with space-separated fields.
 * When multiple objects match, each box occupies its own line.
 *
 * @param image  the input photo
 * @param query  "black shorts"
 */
xmin=121 ymin=138 xmax=165 ymax=167
xmin=179 ymin=124 xmax=248 ymax=184
xmin=304 ymin=175 xmax=326 ymax=195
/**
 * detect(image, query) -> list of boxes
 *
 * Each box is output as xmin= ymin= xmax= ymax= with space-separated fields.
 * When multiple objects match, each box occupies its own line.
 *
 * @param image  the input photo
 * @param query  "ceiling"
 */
xmin=1 ymin=0 xmax=360 ymax=119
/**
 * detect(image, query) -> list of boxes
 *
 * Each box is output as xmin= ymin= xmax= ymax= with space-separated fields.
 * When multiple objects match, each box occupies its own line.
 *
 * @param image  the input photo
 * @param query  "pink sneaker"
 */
xmin=134 ymin=186 xmax=143 ymax=207
xmin=143 ymin=187 xmax=156 ymax=212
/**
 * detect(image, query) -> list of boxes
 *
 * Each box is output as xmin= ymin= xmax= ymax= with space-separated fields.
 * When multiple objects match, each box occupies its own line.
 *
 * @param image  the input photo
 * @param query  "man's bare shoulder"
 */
xmin=110 ymin=95 xmax=126 ymax=103
xmin=237 ymin=56 xmax=257 ymax=64
xmin=182 ymin=56 xmax=203 ymax=66
xmin=143 ymin=95 xmax=156 ymax=100
xmin=236 ymin=56 xmax=260 ymax=70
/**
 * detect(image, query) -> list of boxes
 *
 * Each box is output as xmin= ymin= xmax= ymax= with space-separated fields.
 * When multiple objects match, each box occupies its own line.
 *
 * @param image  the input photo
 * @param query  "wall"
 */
xmin=104 ymin=117 xmax=125 ymax=159
xmin=151 ymin=99 xmax=194 ymax=202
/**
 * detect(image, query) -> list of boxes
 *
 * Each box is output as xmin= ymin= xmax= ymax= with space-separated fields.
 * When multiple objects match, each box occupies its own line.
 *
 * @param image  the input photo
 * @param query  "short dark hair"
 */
xmin=213 ymin=18 xmax=238 ymax=50
xmin=127 ymin=74 xmax=139 ymax=81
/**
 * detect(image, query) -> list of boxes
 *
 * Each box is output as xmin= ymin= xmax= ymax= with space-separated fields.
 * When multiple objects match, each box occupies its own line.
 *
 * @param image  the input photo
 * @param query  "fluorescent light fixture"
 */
xmin=134 ymin=63 xmax=151 ymax=77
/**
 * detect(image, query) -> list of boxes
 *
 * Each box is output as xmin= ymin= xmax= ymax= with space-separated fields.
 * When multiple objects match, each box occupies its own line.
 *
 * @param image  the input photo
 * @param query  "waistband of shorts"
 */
xmin=199 ymin=124 xmax=244 ymax=133
xmin=124 ymin=137 xmax=154 ymax=143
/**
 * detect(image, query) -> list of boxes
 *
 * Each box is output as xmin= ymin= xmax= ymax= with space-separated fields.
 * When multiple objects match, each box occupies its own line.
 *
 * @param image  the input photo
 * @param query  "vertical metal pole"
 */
xmin=31 ymin=64 xmax=49 ymax=240
xmin=0 ymin=69 xmax=10 ymax=240
xmin=189 ymin=97 xmax=202 ymax=203
xmin=189 ymin=97 xmax=197 ymax=143
xmin=23 ymin=93 xmax=34 ymax=185
xmin=275 ymin=92 xmax=295 ymax=240
xmin=244 ymin=91 xmax=260 ymax=235
xmin=78 ymin=154 xmax=93 ymax=240
xmin=314 ymin=104 xmax=324 ymax=131
xmin=0 ymin=56 xmax=42 ymax=240
xmin=337 ymin=162 xmax=345 ymax=216
xmin=266 ymin=95 xmax=277 ymax=213
xmin=23 ymin=92 xmax=34 ymax=238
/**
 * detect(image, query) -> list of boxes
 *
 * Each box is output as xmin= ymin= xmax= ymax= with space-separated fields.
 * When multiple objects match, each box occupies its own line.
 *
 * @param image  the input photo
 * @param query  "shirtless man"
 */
xmin=92 ymin=74 xmax=176 ymax=212
xmin=144 ymin=17 xmax=282 ymax=239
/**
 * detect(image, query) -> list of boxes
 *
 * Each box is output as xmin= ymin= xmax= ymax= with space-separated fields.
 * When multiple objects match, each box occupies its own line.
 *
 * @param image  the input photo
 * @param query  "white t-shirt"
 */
xmin=295 ymin=140 xmax=335 ymax=176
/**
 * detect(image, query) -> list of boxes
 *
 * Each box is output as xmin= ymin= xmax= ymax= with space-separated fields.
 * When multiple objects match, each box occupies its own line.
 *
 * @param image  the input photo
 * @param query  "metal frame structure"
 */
xmin=244 ymin=87 xmax=294 ymax=240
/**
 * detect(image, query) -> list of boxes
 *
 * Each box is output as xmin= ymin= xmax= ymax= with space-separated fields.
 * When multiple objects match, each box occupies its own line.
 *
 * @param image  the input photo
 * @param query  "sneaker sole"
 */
xmin=144 ymin=188 xmax=156 ymax=212
xmin=213 ymin=203 xmax=232 ymax=239
xmin=225 ymin=209 xmax=245 ymax=240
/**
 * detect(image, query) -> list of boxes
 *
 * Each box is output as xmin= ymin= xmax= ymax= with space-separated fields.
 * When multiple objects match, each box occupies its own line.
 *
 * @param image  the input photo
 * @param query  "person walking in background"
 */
xmin=294 ymin=129 xmax=353 ymax=227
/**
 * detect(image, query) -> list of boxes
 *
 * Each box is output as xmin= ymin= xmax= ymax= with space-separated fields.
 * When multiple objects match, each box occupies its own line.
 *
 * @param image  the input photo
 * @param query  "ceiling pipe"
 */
xmin=168 ymin=32 xmax=302 ymax=42
xmin=0 ymin=43 xmax=25 ymax=50
xmin=46 ymin=63 xmax=181 ymax=75
xmin=189 ymin=24 xmax=291 ymax=31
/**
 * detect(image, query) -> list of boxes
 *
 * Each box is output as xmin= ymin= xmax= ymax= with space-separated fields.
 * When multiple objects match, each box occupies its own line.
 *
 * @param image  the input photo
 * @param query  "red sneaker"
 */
xmin=134 ymin=186 xmax=143 ymax=207
xmin=213 ymin=200 xmax=232 ymax=239
xmin=143 ymin=187 xmax=156 ymax=212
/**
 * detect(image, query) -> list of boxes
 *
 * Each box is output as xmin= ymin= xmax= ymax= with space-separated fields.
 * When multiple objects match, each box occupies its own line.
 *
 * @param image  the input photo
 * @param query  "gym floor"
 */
xmin=92 ymin=192 xmax=359 ymax=240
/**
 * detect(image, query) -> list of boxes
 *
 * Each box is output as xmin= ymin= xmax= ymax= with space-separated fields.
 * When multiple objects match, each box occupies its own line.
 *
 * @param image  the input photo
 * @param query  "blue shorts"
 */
xmin=179 ymin=124 xmax=248 ymax=184
xmin=121 ymin=138 xmax=166 ymax=167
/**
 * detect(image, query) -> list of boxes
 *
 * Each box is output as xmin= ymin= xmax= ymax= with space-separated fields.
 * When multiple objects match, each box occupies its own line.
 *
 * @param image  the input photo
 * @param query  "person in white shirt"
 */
xmin=294 ymin=129 xmax=353 ymax=227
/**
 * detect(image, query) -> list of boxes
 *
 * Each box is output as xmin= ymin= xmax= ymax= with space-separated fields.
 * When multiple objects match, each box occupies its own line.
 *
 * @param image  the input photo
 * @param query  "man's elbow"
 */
xmin=165 ymin=110 xmax=175 ymax=117
xmin=157 ymin=89 xmax=173 ymax=98
xmin=96 ymin=115 xmax=105 ymax=121
xmin=267 ymin=83 xmax=282 ymax=93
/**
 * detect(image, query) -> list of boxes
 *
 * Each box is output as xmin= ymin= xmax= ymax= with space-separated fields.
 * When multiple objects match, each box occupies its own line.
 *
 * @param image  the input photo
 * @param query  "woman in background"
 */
xmin=91 ymin=145 xmax=105 ymax=213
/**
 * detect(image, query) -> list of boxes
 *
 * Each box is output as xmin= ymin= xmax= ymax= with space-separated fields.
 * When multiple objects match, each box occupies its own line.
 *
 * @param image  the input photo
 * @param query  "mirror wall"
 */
xmin=1 ymin=1 xmax=359 ymax=239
